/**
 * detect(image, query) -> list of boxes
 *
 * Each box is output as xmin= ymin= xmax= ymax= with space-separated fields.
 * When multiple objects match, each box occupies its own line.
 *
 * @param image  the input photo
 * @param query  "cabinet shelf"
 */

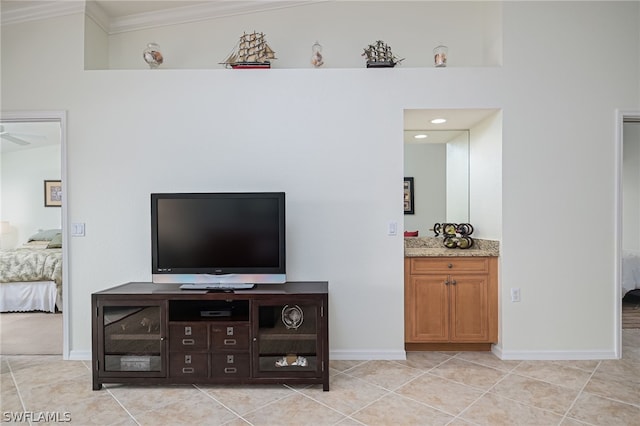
xmin=260 ymin=333 xmax=316 ymax=340
xmin=109 ymin=334 xmax=161 ymax=340
xmin=259 ymin=356 xmax=318 ymax=373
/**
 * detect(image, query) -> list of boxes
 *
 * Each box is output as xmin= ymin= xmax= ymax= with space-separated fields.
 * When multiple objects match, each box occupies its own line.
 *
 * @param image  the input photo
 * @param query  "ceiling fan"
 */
xmin=0 ymin=124 xmax=44 ymax=146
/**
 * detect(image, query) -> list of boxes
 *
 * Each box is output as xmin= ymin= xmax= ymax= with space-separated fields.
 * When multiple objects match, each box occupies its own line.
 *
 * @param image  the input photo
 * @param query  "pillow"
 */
xmin=47 ymin=233 xmax=62 ymax=248
xmin=28 ymin=229 xmax=62 ymax=241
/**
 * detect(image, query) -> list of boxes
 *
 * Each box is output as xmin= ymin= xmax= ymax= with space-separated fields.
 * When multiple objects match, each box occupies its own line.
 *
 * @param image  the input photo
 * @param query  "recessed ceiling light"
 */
xmin=431 ymin=118 xmax=447 ymax=124
xmin=414 ymin=134 xmax=428 ymax=139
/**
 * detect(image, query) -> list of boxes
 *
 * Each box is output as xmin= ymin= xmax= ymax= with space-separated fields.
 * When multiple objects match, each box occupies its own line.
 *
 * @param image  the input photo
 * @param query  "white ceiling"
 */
xmin=0 ymin=121 xmax=61 ymax=153
xmin=404 ymin=108 xmax=498 ymax=131
xmin=403 ymin=108 xmax=499 ymax=144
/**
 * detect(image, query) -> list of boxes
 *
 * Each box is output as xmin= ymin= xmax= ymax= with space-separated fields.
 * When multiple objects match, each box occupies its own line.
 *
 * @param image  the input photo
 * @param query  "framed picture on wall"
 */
xmin=404 ymin=177 xmax=414 ymax=214
xmin=44 ymin=180 xmax=62 ymax=207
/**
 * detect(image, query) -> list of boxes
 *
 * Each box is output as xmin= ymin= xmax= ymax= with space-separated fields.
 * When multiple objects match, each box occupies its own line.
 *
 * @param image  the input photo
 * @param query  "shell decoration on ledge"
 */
xmin=143 ymin=43 xmax=164 ymax=69
xmin=311 ymin=41 xmax=324 ymax=67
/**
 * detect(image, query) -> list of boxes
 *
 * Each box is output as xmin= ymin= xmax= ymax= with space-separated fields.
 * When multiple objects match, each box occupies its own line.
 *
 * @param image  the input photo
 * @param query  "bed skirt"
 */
xmin=0 ymin=281 xmax=60 ymax=313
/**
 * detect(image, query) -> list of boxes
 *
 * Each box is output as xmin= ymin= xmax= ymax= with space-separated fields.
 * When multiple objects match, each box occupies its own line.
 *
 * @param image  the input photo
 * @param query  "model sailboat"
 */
xmin=220 ymin=31 xmax=276 ymax=69
xmin=362 ymin=40 xmax=404 ymax=68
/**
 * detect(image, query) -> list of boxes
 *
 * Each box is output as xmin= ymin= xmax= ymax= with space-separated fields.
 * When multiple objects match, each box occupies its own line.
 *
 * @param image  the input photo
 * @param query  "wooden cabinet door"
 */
xmin=406 ymin=275 xmax=449 ymax=342
xmin=449 ymin=275 xmax=490 ymax=342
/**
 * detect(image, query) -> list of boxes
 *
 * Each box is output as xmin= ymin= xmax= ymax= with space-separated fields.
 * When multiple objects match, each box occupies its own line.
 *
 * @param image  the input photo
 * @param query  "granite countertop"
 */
xmin=404 ymin=237 xmax=499 ymax=257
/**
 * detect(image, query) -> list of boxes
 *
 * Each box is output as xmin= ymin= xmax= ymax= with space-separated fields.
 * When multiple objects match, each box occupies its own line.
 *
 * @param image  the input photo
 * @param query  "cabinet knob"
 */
xmin=451 ymin=280 xmax=457 ymax=285
xmin=448 ymin=263 xmax=453 ymax=268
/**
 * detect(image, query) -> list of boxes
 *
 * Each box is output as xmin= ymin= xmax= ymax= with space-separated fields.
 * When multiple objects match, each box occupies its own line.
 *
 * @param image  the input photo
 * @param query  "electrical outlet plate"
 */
xmin=510 ymin=288 xmax=521 ymax=302
xmin=71 ymin=223 xmax=85 ymax=237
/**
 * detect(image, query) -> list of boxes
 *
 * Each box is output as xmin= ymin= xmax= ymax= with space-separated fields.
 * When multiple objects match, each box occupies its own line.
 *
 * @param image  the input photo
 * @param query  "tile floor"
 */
xmin=1 ymin=330 xmax=639 ymax=426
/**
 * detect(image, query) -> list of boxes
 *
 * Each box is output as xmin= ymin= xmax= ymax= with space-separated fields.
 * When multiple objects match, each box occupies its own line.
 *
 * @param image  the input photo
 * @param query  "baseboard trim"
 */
xmin=330 ymin=349 xmax=406 ymax=360
xmin=406 ymin=342 xmax=493 ymax=352
xmin=493 ymin=345 xmax=618 ymax=360
xmin=68 ymin=350 xmax=91 ymax=361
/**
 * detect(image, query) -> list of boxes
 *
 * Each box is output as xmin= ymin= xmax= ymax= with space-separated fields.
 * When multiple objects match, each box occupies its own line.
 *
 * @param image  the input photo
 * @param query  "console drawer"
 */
xmin=169 ymin=323 xmax=208 ymax=351
xmin=211 ymin=324 xmax=250 ymax=350
xmin=211 ymin=353 xmax=250 ymax=378
xmin=169 ymin=353 xmax=208 ymax=377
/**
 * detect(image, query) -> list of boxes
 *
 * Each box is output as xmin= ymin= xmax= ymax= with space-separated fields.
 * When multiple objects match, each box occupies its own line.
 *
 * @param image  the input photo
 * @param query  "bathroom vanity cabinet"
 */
xmin=404 ymin=256 xmax=498 ymax=351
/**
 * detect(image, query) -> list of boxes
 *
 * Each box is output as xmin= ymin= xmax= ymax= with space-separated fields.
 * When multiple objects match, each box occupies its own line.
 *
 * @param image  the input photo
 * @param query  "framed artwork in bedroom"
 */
xmin=404 ymin=177 xmax=414 ymax=214
xmin=44 ymin=180 xmax=62 ymax=207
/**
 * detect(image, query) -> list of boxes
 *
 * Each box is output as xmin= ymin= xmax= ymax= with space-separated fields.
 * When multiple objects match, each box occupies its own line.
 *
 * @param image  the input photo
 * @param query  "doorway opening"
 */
xmin=0 ymin=110 xmax=68 ymax=358
xmin=617 ymin=110 xmax=640 ymax=359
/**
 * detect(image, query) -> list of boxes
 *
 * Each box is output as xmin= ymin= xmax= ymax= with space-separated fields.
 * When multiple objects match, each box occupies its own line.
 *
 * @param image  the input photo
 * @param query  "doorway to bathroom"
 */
xmin=619 ymin=112 xmax=640 ymax=357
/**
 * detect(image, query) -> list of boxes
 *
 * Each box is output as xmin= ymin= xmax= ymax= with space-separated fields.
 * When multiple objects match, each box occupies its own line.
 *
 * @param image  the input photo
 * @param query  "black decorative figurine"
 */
xmin=432 ymin=223 xmax=474 ymax=249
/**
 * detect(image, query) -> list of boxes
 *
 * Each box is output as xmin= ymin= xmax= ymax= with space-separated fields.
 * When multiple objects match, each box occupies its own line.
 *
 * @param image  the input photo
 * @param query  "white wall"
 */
xmin=2 ymin=1 xmax=639 ymax=360
xmin=1 ymin=145 xmax=62 ymax=248
xmin=469 ymin=111 xmax=502 ymax=241
xmin=499 ymin=1 xmax=638 ymax=357
xmin=446 ymin=132 xmax=470 ymax=223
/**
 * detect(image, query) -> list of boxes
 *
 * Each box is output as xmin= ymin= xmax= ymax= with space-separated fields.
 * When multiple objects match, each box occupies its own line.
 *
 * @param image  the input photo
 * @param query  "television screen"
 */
xmin=151 ymin=192 xmax=285 ymax=288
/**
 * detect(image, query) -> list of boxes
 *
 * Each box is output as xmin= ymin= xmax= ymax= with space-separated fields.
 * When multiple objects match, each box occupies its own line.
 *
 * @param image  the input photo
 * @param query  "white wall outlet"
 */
xmin=510 ymin=288 xmax=521 ymax=302
xmin=71 ymin=223 xmax=85 ymax=237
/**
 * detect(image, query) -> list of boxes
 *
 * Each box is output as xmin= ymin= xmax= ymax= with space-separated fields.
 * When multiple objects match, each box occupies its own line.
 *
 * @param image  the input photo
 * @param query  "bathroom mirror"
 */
xmin=403 ymin=129 xmax=469 ymax=235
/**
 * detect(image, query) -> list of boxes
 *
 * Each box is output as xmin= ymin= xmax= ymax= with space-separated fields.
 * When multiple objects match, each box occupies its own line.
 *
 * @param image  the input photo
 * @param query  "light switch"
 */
xmin=387 ymin=221 xmax=397 ymax=236
xmin=71 ymin=223 xmax=85 ymax=237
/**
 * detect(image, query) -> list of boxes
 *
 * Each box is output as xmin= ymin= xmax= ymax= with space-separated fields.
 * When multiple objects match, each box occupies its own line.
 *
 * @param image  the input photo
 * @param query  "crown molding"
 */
xmin=84 ymin=1 xmax=111 ymax=34
xmin=1 ymin=1 xmax=85 ymax=26
xmin=1 ymin=1 xmax=327 ymax=34
xmin=105 ymin=1 xmax=322 ymax=35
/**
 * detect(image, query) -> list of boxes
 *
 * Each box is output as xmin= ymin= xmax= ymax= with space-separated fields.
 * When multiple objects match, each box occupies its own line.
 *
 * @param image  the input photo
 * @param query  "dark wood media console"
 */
xmin=91 ymin=281 xmax=329 ymax=391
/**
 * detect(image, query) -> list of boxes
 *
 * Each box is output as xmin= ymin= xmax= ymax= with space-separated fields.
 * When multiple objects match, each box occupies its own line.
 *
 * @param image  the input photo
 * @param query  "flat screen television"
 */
xmin=151 ymin=192 xmax=286 ymax=290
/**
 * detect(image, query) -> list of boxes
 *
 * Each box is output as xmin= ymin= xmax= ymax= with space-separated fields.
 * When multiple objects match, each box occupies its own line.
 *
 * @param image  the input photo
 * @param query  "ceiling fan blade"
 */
xmin=10 ymin=131 xmax=46 ymax=139
xmin=1 ymin=133 xmax=31 ymax=146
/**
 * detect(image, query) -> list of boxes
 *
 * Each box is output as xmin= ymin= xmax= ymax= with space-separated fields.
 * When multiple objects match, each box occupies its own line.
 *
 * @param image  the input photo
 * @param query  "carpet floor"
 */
xmin=0 ymin=311 xmax=62 ymax=355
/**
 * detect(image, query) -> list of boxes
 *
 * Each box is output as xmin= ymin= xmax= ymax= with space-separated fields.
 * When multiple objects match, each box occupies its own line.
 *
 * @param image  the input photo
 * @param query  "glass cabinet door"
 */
xmin=254 ymin=301 xmax=321 ymax=377
xmin=100 ymin=302 xmax=165 ymax=375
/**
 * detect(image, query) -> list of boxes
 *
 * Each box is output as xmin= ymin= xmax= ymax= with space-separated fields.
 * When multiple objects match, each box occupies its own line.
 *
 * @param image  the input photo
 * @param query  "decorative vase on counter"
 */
xmin=143 ymin=43 xmax=164 ymax=69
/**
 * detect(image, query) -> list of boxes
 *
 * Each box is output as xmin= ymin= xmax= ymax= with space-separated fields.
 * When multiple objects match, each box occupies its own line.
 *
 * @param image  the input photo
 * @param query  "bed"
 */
xmin=0 ymin=229 xmax=63 ymax=313
xmin=623 ymin=249 xmax=640 ymax=297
